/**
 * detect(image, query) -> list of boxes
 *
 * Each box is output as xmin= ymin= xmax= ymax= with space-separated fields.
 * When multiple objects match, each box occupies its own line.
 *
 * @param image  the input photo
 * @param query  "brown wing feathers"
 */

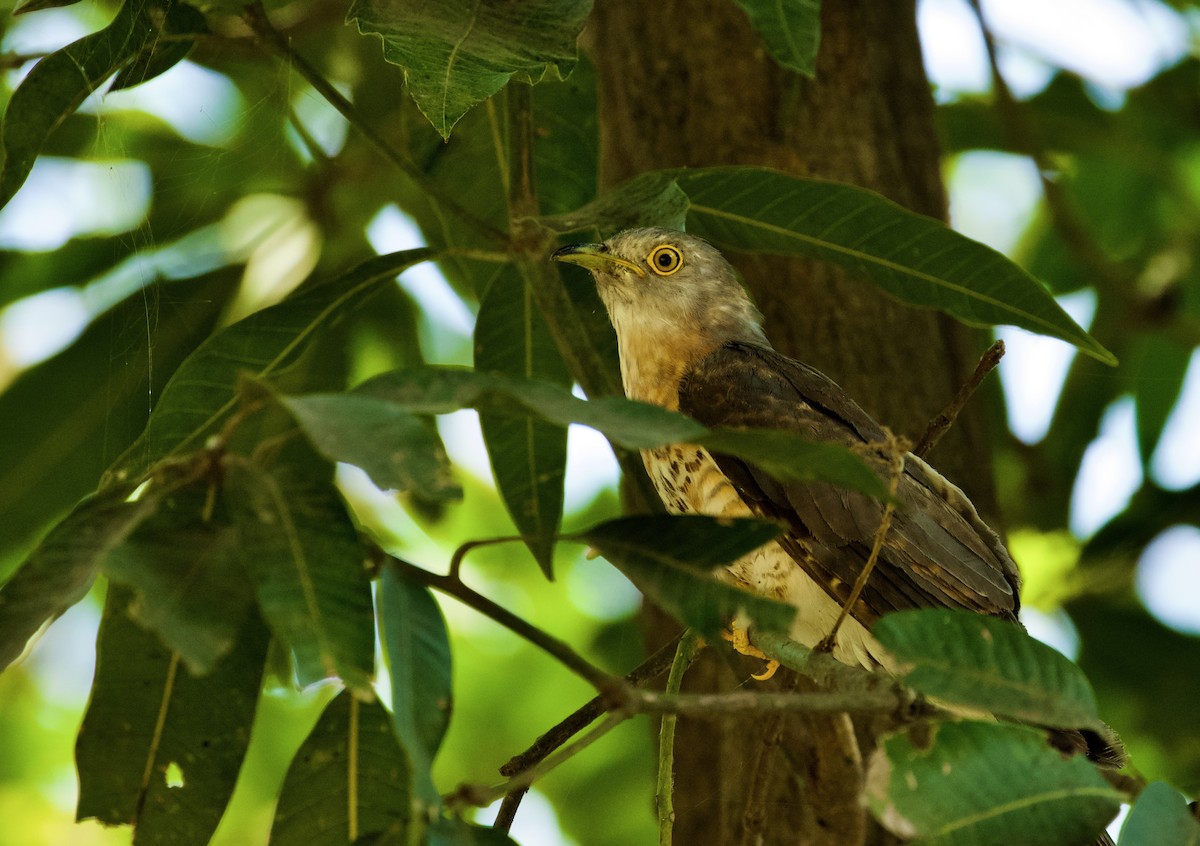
xmin=678 ymin=341 xmax=1021 ymax=625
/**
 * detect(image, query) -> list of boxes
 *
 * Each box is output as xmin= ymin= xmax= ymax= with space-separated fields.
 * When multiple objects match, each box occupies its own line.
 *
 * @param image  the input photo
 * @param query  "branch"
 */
xmin=242 ymin=1 xmax=507 ymax=246
xmin=657 ymin=630 xmax=701 ymax=846
xmin=383 ymin=554 xmax=620 ymax=692
xmin=915 ymin=339 xmax=1005 ymax=458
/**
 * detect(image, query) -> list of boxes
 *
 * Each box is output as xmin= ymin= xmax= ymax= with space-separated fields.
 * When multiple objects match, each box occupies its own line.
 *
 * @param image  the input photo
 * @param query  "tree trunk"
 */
xmin=585 ymin=3 xmax=997 ymax=843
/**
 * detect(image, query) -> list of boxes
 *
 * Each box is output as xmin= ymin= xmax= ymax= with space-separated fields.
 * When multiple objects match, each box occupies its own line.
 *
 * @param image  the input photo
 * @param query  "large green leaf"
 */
xmin=677 ymin=167 xmax=1115 ymax=363
xmin=873 ymin=608 xmax=1102 ymax=731
xmin=579 ymin=515 xmax=793 ymax=638
xmin=271 ymin=692 xmax=410 ymax=846
xmin=103 ymin=484 xmax=254 ymax=676
xmin=281 ymin=393 xmax=461 ymax=502
xmin=0 ymin=0 xmax=155 ymax=209
xmin=109 ymin=0 xmax=208 ymax=92
xmin=475 ymin=266 xmax=571 ymax=576
xmin=0 ymin=271 xmax=238 ymax=563
xmin=0 ymin=485 xmax=141 ymax=673
xmin=225 ymin=458 xmax=375 ymax=693
xmin=733 ymin=0 xmax=821 ymax=76
xmin=1119 ymin=781 xmax=1200 ymax=846
xmin=866 ymin=722 xmax=1122 ymax=846
xmin=105 ymin=249 xmax=432 ymax=484
xmin=76 ymin=588 xmax=268 ymax=841
xmin=354 ymin=366 xmax=888 ymax=497
xmin=348 ymin=0 xmax=593 ymax=139
xmin=377 ymin=569 xmax=451 ymax=818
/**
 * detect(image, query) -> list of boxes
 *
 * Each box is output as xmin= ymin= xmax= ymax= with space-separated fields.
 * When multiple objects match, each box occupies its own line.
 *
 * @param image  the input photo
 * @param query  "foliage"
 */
xmin=0 ymin=1 xmax=1197 ymax=845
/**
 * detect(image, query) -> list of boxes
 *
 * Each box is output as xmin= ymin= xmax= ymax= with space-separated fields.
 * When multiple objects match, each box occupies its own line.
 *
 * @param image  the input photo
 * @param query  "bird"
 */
xmin=553 ymin=227 xmax=1022 ymax=671
xmin=552 ymin=227 xmax=1124 ymax=774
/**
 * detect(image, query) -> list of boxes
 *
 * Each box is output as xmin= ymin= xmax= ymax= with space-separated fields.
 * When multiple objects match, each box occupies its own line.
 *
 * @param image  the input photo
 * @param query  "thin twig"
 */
xmin=384 ymin=555 xmax=619 ymax=691
xmin=450 ymin=713 xmax=628 ymax=810
xmin=818 ymin=431 xmax=908 ymax=653
xmin=499 ymin=637 xmax=685 ymax=777
xmin=915 ymin=340 xmax=1005 ymax=458
xmin=448 ymin=535 xmax=523 ymax=581
xmin=657 ymin=630 xmax=701 ymax=846
xmin=241 ymin=1 xmax=506 ymax=246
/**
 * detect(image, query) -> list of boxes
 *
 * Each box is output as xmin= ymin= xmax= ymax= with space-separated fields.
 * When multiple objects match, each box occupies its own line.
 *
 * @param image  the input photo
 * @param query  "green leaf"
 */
xmin=76 ymin=587 xmax=268 ymax=840
xmin=866 ymin=722 xmax=1121 ymax=846
xmin=14 ymin=0 xmax=85 ymax=13
xmin=271 ymin=692 xmax=411 ymax=846
xmin=0 ymin=485 xmax=142 ymax=673
xmin=0 ymin=271 xmax=238 ymax=563
xmin=540 ymin=171 xmax=690 ymax=234
xmin=357 ymin=366 xmax=706 ymax=448
xmin=106 ymin=249 xmax=433 ymax=484
xmin=873 ymin=608 xmax=1102 ymax=731
xmin=348 ymin=0 xmax=593 ymax=138
xmin=0 ymin=454 xmax=213 ymax=673
xmin=377 ymin=569 xmax=451 ymax=817
xmin=579 ymin=515 xmax=793 ymax=638
xmin=281 ymin=393 xmax=461 ymax=502
xmin=225 ymin=458 xmax=375 ymax=693
xmin=0 ymin=0 xmax=156 ymax=209
xmin=733 ymin=0 xmax=821 ymax=76
xmin=428 ymin=818 xmax=521 ymax=845
xmin=103 ymin=483 xmax=255 ymax=676
xmin=1120 ymin=781 xmax=1200 ymax=846
xmin=356 ymin=366 xmax=888 ymax=497
xmin=475 ymin=267 xmax=570 ymax=576
xmin=672 ymin=167 xmax=1115 ymax=364
xmin=700 ymin=428 xmax=890 ymax=498
xmin=110 ymin=1 xmax=209 ymax=92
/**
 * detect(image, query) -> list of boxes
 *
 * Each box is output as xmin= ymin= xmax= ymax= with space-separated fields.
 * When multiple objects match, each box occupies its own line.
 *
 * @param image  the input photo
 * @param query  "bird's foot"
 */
xmin=721 ymin=624 xmax=779 ymax=681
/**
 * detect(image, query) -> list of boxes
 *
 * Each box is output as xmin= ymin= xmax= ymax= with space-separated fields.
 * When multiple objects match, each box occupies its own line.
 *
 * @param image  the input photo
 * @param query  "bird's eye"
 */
xmin=647 ymin=245 xmax=683 ymax=276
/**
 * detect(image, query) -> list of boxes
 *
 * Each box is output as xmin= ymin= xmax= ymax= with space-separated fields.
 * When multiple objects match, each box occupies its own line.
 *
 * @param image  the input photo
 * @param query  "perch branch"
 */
xmin=915 ymin=339 xmax=1006 ymax=458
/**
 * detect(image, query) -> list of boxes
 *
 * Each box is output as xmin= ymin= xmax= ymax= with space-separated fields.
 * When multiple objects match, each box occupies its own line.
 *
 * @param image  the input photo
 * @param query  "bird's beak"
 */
xmin=552 ymin=243 xmax=646 ymax=277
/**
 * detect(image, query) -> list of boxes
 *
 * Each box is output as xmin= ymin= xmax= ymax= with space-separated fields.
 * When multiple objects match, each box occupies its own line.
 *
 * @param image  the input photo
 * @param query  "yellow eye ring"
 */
xmin=647 ymin=245 xmax=683 ymax=276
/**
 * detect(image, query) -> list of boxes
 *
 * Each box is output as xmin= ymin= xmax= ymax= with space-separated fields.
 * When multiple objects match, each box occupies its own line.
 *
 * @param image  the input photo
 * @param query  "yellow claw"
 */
xmin=721 ymin=624 xmax=780 ymax=681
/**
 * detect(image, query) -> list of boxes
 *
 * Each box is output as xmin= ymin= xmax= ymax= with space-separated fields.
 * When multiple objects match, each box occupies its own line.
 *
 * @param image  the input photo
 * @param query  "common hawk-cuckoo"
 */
xmin=555 ymin=227 xmax=1022 ymax=672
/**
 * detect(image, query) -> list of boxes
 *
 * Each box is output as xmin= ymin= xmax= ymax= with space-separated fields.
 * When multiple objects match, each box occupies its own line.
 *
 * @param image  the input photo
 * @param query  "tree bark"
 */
xmin=586 ymin=3 xmax=997 ymax=844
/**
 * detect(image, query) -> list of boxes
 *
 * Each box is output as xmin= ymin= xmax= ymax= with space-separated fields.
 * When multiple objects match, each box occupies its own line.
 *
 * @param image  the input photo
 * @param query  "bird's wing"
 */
xmin=678 ymin=341 xmax=1020 ymax=624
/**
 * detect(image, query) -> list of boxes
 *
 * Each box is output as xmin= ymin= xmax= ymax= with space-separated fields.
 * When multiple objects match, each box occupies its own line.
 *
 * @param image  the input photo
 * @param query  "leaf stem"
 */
xmin=915 ymin=340 xmax=1005 ymax=458
xmin=241 ymin=1 xmax=507 ymax=246
xmin=657 ymin=630 xmax=701 ymax=846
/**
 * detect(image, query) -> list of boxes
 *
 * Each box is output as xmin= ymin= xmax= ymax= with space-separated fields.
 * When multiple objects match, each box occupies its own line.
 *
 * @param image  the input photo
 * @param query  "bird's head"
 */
xmin=552 ymin=228 xmax=768 ymax=349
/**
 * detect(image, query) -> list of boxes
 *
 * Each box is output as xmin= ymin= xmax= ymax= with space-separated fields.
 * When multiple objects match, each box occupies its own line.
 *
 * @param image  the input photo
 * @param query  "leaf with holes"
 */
xmin=76 ymin=588 xmax=267 ymax=840
xmin=874 ymin=608 xmax=1103 ymax=730
xmin=866 ymin=722 xmax=1121 ymax=846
